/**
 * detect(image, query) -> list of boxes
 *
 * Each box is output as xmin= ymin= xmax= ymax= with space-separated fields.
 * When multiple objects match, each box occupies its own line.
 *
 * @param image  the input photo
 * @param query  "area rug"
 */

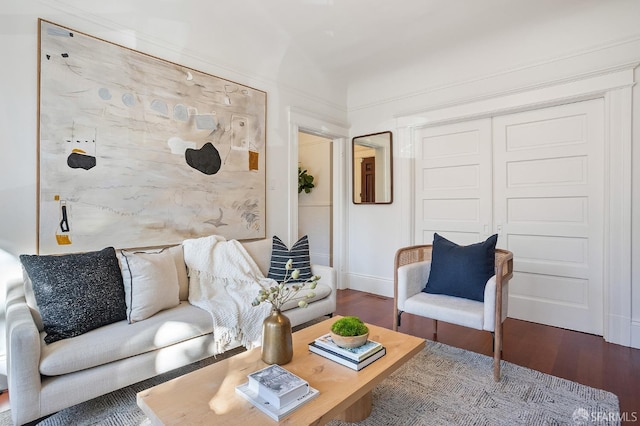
xmin=0 ymin=341 xmax=619 ymax=426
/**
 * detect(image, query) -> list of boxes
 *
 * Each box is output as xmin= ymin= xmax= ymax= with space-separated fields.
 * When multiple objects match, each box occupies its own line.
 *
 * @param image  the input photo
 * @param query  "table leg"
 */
xmin=333 ymin=391 xmax=373 ymax=422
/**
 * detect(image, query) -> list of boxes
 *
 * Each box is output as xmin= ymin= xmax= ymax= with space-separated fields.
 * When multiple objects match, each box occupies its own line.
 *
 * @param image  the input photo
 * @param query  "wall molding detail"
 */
xmin=288 ymin=107 xmax=349 ymax=289
xmin=349 ymin=33 xmax=640 ymax=112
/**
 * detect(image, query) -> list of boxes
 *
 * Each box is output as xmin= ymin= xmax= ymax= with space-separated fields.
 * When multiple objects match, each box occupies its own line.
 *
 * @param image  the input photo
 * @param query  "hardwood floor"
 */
xmin=1 ymin=290 xmax=637 ymax=422
xmin=335 ymin=289 xmax=640 ymax=422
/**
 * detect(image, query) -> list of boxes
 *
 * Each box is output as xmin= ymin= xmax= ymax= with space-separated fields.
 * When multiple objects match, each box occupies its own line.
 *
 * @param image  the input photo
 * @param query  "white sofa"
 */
xmin=5 ymin=238 xmax=336 ymax=425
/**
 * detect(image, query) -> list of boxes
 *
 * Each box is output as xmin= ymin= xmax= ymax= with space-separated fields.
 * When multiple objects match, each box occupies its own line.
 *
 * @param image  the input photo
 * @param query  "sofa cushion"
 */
xmin=120 ymin=248 xmax=180 ymax=323
xmin=241 ymin=238 xmax=272 ymax=276
xmin=280 ymin=282 xmax=332 ymax=311
xmin=169 ymin=245 xmax=190 ymax=301
xmin=20 ymin=247 xmax=127 ymax=344
xmin=422 ymin=233 xmax=497 ymax=302
xmin=39 ymin=302 xmax=213 ymax=376
xmin=267 ymin=235 xmax=312 ymax=284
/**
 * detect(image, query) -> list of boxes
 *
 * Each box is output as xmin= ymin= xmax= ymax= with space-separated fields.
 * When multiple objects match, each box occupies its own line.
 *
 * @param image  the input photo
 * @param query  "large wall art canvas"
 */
xmin=37 ymin=19 xmax=267 ymax=254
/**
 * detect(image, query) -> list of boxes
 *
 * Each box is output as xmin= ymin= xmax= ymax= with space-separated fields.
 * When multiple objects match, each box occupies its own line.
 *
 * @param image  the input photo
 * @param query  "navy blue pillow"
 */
xmin=267 ymin=235 xmax=312 ymax=284
xmin=422 ymin=233 xmax=498 ymax=302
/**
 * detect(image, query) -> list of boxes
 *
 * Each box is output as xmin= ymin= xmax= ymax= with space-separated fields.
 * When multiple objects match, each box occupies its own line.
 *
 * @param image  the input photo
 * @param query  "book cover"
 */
xmin=247 ymin=364 xmax=309 ymax=408
xmin=236 ymin=383 xmax=319 ymax=421
xmin=308 ymin=342 xmax=386 ymax=370
xmin=314 ymin=333 xmax=384 ymax=361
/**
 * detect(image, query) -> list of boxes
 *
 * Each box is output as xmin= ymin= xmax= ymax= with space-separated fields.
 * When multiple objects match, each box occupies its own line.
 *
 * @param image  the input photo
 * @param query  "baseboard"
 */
xmin=346 ymin=273 xmax=393 ymax=298
xmin=606 ymin=313 xmax=632 ymax=347
xmin=630 ymin=320 xmax=640 ymax=349
xmin=0 ymin=354 xmax=6 ymax=391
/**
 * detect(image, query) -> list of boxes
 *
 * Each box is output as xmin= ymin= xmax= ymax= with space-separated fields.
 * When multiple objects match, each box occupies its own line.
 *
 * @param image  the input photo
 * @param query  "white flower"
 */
xmin=253 ymin=258 xmax=320 ymax=311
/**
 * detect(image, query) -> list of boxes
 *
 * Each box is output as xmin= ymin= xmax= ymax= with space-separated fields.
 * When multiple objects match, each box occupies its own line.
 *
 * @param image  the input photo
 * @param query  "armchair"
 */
xmin=393 ymin=244 xmax=513 ymax=381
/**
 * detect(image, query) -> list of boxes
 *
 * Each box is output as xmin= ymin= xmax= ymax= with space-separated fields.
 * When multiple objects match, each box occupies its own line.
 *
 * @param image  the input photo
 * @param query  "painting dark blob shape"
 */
xmin=185 ymin=142 xmax=222 ymax=175
xmin=67 ymin=153 xmax=96 ymax=170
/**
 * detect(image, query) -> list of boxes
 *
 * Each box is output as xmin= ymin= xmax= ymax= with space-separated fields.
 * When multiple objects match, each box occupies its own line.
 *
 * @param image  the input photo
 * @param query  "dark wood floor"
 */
xmin=335 ymin=289 xmax=640 ymax=421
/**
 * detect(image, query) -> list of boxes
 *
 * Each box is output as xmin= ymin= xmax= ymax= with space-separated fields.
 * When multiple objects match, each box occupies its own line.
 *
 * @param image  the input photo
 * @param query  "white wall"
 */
xmin=0 ymin=1 xmax=347 ymax=253
xmin=0 ymin=1 xmax=347 ymax=389
xmin=344 ymin=0 xmax=640 ymax=348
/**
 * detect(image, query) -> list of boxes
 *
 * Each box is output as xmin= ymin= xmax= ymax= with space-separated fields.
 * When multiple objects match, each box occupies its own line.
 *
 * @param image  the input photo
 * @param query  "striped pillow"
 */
xmin=267 ymin=235 xmax=312 ymax=283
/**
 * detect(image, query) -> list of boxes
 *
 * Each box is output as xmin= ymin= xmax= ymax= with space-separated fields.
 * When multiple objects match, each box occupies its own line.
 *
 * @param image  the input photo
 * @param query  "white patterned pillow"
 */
xmin=120 ymin=248 xmax=180 ymax=323
xmin=267 ymin=235 xmax=312 ymax=283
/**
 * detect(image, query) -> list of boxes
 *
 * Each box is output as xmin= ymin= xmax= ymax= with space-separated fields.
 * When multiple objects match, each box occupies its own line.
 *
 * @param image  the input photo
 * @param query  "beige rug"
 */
xmin=1 ymin=341 xmax=619 ymax=425
xmin=329 ymin=342 xmax=619 ymax=426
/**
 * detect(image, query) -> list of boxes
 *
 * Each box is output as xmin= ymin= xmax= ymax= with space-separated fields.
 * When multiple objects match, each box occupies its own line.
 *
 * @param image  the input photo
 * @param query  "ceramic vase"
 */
xmin=330 ymin=331 xmax=369 ymax=348
xmin=261 ymin=309 xmax=293 ymax=364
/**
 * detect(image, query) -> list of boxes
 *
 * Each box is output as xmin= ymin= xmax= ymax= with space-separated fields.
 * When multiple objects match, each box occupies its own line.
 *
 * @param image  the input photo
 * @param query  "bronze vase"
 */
xmin=261 ymin=309 xmax=293 ymax=365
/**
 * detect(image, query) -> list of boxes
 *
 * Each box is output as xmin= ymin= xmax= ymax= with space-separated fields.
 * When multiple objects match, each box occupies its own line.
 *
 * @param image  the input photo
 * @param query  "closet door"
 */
xmin=414 ymin=119 xmax=493 ymax=245
xmin=493 ymin=99 xmax=605 ymax=335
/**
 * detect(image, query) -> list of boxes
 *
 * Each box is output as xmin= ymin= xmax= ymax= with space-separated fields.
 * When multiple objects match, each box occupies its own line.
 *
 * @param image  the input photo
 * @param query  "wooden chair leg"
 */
xmin=433 ymin=319 xmax=438 ymax=340
xmin=394 ymin=311 xmax=402 ymax=331
xmin=493 ymin=324 xmax=503 ymax=382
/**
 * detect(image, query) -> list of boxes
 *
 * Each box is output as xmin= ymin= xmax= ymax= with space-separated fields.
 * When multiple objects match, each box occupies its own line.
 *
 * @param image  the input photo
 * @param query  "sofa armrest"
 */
xmin=6 ymin=278 xmax=43 ymax=426
xmin=310 ymin=264 xmax=336 ymax=303
xmin=396 ymin=261 xmax=431 ymax=311
xmin=310 ymin=264 xmax=335 ymax=287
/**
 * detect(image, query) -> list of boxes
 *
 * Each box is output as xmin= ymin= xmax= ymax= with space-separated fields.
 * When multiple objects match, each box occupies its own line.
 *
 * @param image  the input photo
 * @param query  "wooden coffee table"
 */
xmin=137 ymin=316 xmax=425 ymax=425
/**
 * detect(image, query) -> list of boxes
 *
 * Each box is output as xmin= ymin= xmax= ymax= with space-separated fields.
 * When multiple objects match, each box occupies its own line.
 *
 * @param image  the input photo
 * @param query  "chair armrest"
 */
xmin=5 ymin=279 xmax=42 ymax=425
xmin=482 ymin=276 xmax=498 ymax=331
xmin=396 ymin=261 xmax=431 ymax=310
xmin=483 ymin=250 xmax=514 ymax=332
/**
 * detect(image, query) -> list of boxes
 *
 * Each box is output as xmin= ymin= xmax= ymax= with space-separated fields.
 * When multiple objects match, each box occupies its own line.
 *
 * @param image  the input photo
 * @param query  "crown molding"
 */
xmin=395 ymin=63 xmax=637 ymax=129
xmin=349 ymin=34 xmax=640 ymax=113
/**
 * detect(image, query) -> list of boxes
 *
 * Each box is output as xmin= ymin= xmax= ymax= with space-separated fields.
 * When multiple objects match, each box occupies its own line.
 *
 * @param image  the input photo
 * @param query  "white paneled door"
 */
xmin=414 ymin=99 xmax=605 ymax=335
xmin=493 ymin=100 xmax=604 ymax=335
xmin=414 ymin=119 xmax=493 ymax=246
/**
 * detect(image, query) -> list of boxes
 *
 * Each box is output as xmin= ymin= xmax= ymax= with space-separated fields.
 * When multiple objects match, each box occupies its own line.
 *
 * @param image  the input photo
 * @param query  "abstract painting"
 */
xmin=37 ymin=20 xmax=266 ymax=254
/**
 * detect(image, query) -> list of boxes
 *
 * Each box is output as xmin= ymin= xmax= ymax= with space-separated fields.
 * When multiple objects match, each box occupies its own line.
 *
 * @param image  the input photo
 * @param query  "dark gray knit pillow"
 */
xmin=20 ymin=247 xmax=127 ymax=344
xmin=267 ymin=235 xmax=312 ymax=284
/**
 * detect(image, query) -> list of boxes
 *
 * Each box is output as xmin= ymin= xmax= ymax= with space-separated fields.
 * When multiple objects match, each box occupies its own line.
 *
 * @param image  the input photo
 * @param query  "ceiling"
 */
xmin=247 ymin=0 xmax=592 ymax=80
xmin=43 ymin=0 xmax=619 ymax=84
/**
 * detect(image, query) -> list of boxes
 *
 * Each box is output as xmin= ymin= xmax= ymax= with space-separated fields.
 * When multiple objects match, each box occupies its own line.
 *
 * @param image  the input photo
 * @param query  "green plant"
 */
xmin=330 ymin=316 xmax=369 ymax=337
xmin=298 ymin=166 xmax=315 ymax=194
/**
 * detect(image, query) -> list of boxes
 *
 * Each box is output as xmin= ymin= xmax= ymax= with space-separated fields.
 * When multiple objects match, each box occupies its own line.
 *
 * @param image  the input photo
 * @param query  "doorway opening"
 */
xmin=297 ymin=131 xmax=333 ymax=267
xmin=359 ymin=157 xmax=376 ymax=203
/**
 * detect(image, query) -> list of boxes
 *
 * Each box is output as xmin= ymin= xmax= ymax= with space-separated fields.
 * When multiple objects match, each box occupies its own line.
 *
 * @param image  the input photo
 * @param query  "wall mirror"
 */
xmin=352 ymin=131 xmax=393 ymax=204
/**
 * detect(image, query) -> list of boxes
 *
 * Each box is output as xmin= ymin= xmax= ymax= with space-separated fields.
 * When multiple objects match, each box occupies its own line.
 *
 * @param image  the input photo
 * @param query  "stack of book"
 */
xmin=308 ymin=333 xmax=386 ymax=370
xmin=235 ymin=364 xmax=319 ymax=421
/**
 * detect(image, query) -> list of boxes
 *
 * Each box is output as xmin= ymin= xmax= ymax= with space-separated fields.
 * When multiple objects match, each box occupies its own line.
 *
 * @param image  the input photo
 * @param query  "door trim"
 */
xmin=288 ymin=107 xmax=349 ymax=290
xmin=397 ymin=66 xmax=634 ymax=347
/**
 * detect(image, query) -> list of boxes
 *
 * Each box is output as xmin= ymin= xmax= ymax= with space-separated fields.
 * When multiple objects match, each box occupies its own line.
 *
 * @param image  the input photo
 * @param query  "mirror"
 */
xmin=352 ymin=131 xmax=393 ymax=204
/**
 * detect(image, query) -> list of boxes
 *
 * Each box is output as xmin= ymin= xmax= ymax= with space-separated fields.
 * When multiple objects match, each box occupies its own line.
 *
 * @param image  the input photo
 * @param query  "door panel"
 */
xmin=413 ymin=99 xmax=604 ymax=335
xmin=415 ymin=119 xmax=492 ymax=246
xmin=493 ymin=99 xmax=604 ymax=335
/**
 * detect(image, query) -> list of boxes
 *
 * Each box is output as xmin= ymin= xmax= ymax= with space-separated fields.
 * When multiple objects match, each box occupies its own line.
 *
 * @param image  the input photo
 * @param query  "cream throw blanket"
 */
xmin=183 ymin=235 xmax=273 ymax=355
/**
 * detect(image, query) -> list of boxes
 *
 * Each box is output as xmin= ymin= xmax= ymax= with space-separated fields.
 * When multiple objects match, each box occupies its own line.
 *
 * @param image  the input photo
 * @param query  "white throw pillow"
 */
xmin=120 ymin=249 xmax=180 ymax=323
